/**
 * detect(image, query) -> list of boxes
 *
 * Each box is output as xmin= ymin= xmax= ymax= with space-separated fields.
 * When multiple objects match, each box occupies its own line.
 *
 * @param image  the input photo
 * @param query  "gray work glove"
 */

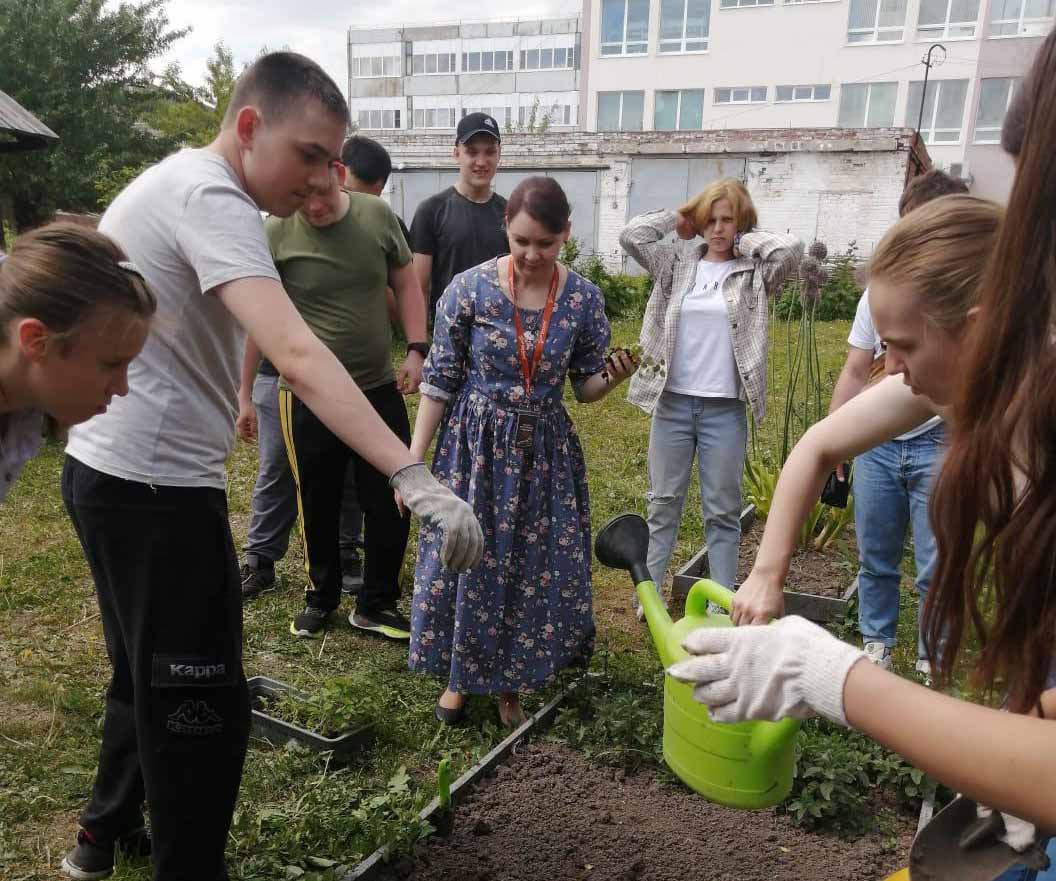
xmin=390 ymin=463 xmax=484 ymax=572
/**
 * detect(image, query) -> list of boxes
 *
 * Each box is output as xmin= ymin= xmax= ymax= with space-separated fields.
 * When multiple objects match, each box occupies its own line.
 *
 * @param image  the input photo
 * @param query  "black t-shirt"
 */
xmin=410 ymin=187 xmax=509 ymax=319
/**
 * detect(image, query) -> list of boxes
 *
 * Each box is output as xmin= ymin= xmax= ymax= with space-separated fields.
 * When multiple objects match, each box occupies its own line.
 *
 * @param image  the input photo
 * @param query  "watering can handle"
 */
xmin=684 ymin=579 xmax=735 ymax=620
xmin=685 ymin=579 xmax=802 ymax=758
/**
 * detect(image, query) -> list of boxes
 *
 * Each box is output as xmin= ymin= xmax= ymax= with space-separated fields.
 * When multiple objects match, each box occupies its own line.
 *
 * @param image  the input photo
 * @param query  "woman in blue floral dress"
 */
xmin=406 ymin=177 xmax=637 ymax=727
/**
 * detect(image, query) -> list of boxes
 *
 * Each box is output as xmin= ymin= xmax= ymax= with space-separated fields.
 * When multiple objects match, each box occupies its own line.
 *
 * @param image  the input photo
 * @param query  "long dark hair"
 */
xmin=925 ymin=27 xmax=1056 ymax=713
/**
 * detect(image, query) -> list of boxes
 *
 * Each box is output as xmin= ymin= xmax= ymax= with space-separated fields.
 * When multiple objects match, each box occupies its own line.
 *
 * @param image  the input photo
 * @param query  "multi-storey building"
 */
xmin=579 ymin=0 xmax=1050 ymax=199
xmin=347 ymin=17 xmax=582 ymax=136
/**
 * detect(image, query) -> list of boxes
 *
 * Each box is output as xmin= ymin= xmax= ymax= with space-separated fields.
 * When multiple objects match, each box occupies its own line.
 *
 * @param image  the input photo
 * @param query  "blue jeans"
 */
xmin=646 ymin=392 xmax=748 ymax=590
xmin=853 ymin=425 xmax=945 ymax=661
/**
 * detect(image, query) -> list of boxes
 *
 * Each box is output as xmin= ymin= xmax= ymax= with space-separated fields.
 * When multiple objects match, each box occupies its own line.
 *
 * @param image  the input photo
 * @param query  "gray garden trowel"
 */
xmin=909 ymin=796 xmax=1051 ymax=881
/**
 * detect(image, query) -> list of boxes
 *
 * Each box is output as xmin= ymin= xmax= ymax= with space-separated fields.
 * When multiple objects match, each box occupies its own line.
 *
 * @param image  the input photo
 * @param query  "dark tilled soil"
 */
xmin=736 ymin=519 xmax=858 ymax=600
xmin=377 ymin=743 xmax=912 ymax=881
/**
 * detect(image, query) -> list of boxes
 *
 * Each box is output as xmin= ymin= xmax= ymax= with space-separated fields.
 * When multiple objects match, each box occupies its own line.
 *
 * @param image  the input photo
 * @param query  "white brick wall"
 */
xmin=375 ymin=128 xmax=925 ymax=266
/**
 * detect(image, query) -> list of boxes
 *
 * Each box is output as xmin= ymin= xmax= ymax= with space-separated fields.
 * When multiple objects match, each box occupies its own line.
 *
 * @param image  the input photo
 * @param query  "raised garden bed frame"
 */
xmin=671 ymin=504 xmax=859 ymax=623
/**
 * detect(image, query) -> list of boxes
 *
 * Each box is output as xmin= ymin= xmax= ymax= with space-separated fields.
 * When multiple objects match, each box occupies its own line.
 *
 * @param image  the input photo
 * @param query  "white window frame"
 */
xmin=784 ymin=0 xmax=841 ymax=5
xmin=462 ymin=106 xmax=513 ymax=127
xmin=597 ymin=91 xmax=645 ymax=131
xmin=411 ymin=52 xmax=456 ymax=76
xmin=413 ymin=107 xmax=457 ymax=130
xmin=462 ymin=50 xmax=514 ymax=73
xmin=714 ymin=86 xmax=768 ymax=104
xmin=847 ymin=0 xmax=908 ymax=43
xmin=916 ymin=0 xmax=980 ymax=39
xmin=600 ymin=0 xmax=651 ymax=56
xmin=352 ymin=55 xmax=401 ymax=79
xmin=357 ymin=109 xmax=402 ymax=130
xmin=719 ymin=0 xmax=774 ymax=8
xmin=659 ymin=0 xmax=711 ymax=52
xmin=654 ymin=89 xmax=706 ymax=129
xmin=973 ymin=77 xmax=1020 ymax=143
xmin=988 ymin=0 xmax=1055 ymax=36
xmin=837 ymin=81 xmax=898 ymax=127
xmin=775 ymin=84 xmax=832 ymax=102
xmin=906 ymin=79 xmax=968 ymax=144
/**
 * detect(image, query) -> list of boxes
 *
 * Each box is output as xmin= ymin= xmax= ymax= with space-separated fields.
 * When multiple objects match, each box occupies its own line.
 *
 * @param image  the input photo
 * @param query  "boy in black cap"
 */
xmin=410 ymin=112 xmax=509 ymax=322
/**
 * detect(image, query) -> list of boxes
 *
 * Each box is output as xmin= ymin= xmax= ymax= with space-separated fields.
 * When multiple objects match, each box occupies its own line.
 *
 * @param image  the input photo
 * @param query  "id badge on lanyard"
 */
xmin=509 ymin=259 xmax=559 ymax=453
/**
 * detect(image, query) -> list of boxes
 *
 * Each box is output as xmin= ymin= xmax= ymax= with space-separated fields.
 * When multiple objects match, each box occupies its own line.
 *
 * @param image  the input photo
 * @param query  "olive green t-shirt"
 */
xmin=266 ymin=192 xmax=412 ymax=392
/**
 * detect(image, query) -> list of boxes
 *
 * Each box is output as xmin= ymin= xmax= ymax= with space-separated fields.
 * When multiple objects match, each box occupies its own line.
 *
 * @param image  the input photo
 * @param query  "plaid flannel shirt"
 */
xmin=620 ymin=210 xmax=803 ymax=425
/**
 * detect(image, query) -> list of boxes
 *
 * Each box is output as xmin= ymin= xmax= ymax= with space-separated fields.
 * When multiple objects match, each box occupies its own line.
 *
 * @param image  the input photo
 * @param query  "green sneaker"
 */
xmin=350 ymin=606 xmax=410 ymax=640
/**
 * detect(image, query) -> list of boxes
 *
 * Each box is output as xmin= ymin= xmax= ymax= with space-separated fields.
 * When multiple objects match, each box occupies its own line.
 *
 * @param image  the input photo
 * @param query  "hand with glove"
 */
xmin=975 ymin=804 xmax=1038 ymax=853
xmin=667 ymin=615 xmax=867 ymax=726
xmin=390 ymin=463 xmax=484 ymax=572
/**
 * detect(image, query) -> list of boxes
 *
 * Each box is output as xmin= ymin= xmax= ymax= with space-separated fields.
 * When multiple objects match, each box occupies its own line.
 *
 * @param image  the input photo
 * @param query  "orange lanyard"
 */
xmin=508 ymin=259 xmax=559 ymax=398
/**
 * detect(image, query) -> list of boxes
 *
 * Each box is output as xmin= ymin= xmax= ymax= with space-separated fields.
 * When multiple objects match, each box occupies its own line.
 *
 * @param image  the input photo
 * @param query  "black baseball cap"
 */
xmin=456 ymin=112 xmax=502 ymax=145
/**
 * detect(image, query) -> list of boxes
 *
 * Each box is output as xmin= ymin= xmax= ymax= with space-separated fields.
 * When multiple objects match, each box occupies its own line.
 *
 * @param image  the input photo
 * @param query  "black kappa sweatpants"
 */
xmin=62 ymin=456 xmax=250 ymax=881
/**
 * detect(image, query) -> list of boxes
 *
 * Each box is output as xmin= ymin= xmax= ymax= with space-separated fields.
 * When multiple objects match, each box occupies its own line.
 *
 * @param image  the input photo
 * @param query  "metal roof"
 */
xmin=0 ymin=88 xmax=59 ymax=152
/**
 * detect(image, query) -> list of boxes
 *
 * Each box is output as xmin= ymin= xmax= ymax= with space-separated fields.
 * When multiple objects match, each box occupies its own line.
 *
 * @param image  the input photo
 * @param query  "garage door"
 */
xmin=390 ymin=169 xmax=601 ymax=254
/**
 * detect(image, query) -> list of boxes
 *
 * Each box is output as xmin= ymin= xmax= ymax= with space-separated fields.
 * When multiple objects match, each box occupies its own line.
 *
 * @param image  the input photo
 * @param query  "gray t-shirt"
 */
xmin=848 ymin=288 xmax=942 ymax=442
xmin=66 ymin=149 xmax=280 ymax=489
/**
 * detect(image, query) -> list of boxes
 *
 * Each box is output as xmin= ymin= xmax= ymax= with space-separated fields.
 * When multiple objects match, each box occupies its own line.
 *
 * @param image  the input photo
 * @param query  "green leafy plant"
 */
xmin=269 ymin=675 xmax=385 ymax=738
xmin=746 ymin=240 xmax=854 ymax=550
xmin=561 ymin=237 xmax=652 ymax=321
xmin=786 ymin=718 xmax=926 ymax=834
xmin=553 ymin=649 xmax=666 ymax=773
xmin=776 ymin=242 xmax=863 ymax=322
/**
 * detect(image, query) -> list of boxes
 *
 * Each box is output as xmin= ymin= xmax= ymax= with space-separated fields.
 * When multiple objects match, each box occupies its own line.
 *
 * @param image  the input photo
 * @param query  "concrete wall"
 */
xmin=580 ymin=0 xmax=1046 ymax=201
xmin=373 ymin=127 xmax=925 ymax=269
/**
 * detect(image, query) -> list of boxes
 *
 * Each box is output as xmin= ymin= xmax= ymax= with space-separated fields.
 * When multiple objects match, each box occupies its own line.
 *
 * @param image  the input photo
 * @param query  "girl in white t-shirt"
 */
xmin=0 ymin=223 xmax=154 ymax=504
xmin=672 ymin=32 xmax=1056 ymax=845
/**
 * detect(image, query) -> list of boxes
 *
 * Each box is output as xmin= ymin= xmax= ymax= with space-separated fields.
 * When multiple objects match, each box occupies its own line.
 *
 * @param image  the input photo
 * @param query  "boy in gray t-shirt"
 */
xmin=59 ymin=52 xmax=481 ymax=881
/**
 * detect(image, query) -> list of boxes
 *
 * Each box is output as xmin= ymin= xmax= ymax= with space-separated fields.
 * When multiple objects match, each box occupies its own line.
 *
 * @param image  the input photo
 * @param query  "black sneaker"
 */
xmin=60 ymin=827 xmax=150 ymax=880
xmin=290 ymin=606 xmax=330 ymax=639
xmin=341 ymin=556 xmax=364 ymax=596
xmin=240 ymin=560 xmax=275 ymax=601
xmin=350 ymin=605 xmax=411 ymax=640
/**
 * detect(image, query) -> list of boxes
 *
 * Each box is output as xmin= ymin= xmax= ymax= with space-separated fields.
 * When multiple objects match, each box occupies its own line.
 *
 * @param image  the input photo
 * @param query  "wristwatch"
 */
xmin=407 ymin=342 xmax=430 ymax=358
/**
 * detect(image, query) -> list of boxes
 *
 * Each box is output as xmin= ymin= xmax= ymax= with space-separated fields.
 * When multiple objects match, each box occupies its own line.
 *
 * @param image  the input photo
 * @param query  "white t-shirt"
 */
xmin=848 ymin=288 xmax=942 ymax=442
xmin=66 ymin=149 xmax=281 ymax=489
xmin=665 ymin=259 xmax=742 ymax=399
xmin=0 ymin=410 xmax=44 ymax=505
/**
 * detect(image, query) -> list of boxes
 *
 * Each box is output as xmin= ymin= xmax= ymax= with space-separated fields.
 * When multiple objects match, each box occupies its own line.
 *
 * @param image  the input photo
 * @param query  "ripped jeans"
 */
xmin=645 ymin=392 xmax=748 ymax=591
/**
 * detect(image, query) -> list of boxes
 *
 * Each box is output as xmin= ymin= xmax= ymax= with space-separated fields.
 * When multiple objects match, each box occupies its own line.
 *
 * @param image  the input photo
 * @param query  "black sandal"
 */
xmin=435 ymin=699 xmax=466 ymax=725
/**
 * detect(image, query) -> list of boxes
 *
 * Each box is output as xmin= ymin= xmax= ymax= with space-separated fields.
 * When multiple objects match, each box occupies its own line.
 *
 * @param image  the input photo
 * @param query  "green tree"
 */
xmin=147 ymin=42 xmax=238 ymax=149
xmin=0 ymin=0 xmax=187 ymax=227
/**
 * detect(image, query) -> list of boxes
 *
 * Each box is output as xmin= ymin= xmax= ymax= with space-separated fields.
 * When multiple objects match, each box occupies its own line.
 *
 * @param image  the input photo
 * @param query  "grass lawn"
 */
xmin=0 ymin=316 xmax=926 ymax=880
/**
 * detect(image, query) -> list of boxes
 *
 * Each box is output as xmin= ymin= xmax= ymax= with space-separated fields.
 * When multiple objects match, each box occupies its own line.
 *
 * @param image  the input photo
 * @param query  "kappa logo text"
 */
xmin=169 ymin=662 xmax=226 ymax=680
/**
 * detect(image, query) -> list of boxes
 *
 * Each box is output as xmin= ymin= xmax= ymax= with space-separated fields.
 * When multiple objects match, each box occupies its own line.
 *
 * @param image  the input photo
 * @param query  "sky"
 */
xmin=149 ymin=0 xmax=583 ymax=90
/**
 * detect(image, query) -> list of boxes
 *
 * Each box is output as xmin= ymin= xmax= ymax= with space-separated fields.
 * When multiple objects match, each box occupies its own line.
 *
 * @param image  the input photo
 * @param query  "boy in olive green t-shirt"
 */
xmin=256 ymin=163 xmax=429 ymax=640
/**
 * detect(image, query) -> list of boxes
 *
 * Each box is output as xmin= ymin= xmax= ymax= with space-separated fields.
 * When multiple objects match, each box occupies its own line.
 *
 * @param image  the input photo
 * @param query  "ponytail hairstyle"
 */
xmin=926 ymin=26 xmax=1056 ymax=713
xmin=866 ymin=195 xmax=1002 ymax=331
xmin=505 ymin=176 xmax=571 ymax=234
xmin=0 ymin=222 xmax=156 ymax=354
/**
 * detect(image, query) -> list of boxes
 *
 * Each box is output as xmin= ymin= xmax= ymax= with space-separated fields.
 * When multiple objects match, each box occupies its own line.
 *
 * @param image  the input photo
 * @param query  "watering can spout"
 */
xmin=594 ymin=514 xmax=679 ymax=666
xmin=637 ymin=581 xmax=679 ymax=669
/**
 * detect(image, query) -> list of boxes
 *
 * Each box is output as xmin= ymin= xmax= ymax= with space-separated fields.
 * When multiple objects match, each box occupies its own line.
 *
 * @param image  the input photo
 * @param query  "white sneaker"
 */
xmin=863 ymin=641 xmax=893 ymax=670
xmin=915 ymin=658 xmax=933 ymax=686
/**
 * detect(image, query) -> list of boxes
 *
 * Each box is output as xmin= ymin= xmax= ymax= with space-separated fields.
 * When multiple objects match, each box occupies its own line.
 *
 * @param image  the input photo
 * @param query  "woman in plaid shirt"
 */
xmin=619 ymin=179 xmax=802 ymax=605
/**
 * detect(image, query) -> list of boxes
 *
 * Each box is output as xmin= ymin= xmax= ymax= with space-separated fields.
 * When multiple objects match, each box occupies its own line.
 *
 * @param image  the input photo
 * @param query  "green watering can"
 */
xmin=595 ymin=512 xmax=801 ymax=809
